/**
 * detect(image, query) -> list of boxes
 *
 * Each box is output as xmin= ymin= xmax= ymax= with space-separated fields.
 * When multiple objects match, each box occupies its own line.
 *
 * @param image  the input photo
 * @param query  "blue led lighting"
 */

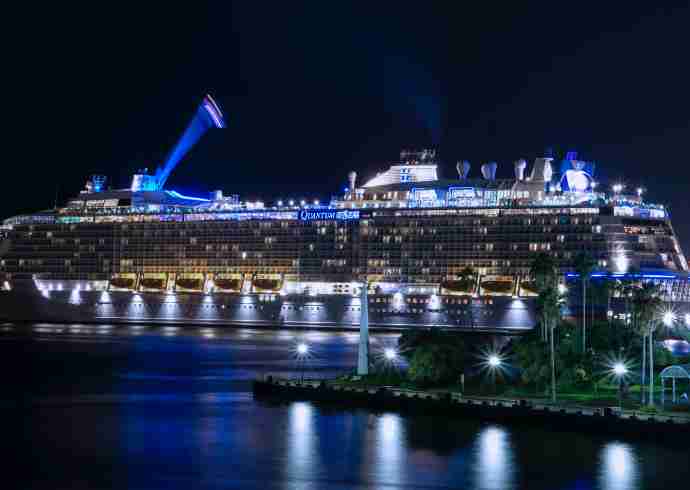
xmin=565 ymin=272 xmax=678 ymax=280
xmin=154 ymin=95 xmax=225 ymax=190
xmin=165 ymin=190 xmax=211 ymax=202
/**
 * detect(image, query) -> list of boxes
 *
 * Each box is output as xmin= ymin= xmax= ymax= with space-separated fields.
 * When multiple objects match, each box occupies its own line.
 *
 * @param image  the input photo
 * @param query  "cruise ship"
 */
xmin=1 ymin=98 xmax=689 ymax=332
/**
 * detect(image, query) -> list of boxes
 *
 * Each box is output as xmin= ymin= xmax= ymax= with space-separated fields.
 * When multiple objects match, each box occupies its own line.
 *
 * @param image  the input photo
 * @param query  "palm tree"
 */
xmin=574 ymin=252 xmax=596 ymax=353
xmin=540 ymin=286 xmax=564 ymax=402
xmin=530 ymin=253 xmax=558 ymax=341
xmin=530 ymin=253 xmax=561 ymax=402
xmin=631 ymin=282 xmax=662 ymax=406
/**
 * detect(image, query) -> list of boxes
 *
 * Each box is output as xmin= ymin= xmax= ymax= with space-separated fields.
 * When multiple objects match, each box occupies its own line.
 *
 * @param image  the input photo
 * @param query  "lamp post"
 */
xmin=297 ymin=342 xmax=308 ymax=383
xmin=384 ymin=348 xmax=397 ymax=362
xmin=488 ymin=354 xmax=502 ymax=395
xmin=662 ymin=310 xmax=675 ymax=327
xmin=613 ymin=362 xmax=628 ymax=409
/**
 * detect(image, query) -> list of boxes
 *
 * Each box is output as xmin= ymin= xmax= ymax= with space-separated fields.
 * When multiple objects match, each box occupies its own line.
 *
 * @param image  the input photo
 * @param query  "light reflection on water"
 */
xmin=0 ymin=324 xmax=682 ymax=490
xmin=473 ymin=425 xmax=515 ymax=490
xmin=287 ymin=402 xmax=319 ymax=489
xmin=599 ymin=442 xmax=639 ymax=490
xmin=374 ymin=413 xmax=404 ymax=487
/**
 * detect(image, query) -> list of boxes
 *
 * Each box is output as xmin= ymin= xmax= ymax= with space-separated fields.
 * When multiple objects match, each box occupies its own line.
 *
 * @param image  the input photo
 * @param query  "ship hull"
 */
xmin=0 ymin=289 xmax=536 ymax=333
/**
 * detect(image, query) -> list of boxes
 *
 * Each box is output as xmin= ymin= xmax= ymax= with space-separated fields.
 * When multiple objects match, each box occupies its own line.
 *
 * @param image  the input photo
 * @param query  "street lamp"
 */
xmin=296 ymin=342 xmax=309 ymax=382
xmin=558 ymin=283 xmax=567 ymax=295
xmin=662 ymin=311 xmax=676 ymax=327
xmin=612 ymin=362 xmax=628 ymax=409
xmin=486 ymin=354 xmax=503 ymax=395
xmin=384 ymin=347 xmax=397 ymax=361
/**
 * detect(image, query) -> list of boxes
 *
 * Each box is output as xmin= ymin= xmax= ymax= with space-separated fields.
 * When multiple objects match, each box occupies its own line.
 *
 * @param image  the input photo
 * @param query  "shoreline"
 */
xmin=0 ymin=318 xmax=530 ymax=335
xmin=253 ymin=377 xmax=690 ymax=445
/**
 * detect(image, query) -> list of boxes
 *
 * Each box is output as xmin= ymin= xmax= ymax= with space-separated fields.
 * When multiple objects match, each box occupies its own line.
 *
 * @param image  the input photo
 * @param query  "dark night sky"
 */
xmin=6 ymin=2 xmax=690 ymax=251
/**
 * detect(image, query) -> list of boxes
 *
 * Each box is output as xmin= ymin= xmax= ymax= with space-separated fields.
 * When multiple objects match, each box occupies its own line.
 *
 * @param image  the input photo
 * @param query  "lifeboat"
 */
xmin=140 ymin=274 xmax=167 ymax=292
xmin=109 ymin=274 xmax=137 ymax=291
xmin=480 ymin=276 xmax=515 ymax=296
xmin=175 ymin=274 xmax=204 ymax=292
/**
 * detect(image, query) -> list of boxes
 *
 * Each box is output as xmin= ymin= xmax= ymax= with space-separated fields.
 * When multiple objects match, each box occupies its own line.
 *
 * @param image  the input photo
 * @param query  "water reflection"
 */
xmin=286 ymin=402 xmax=319 ymax=489
xmin=473 ymin=425 xmax=515 ymax=490
xmin=599 ymin=442 xmax=639 ymax=490
xmin=374 ymin=413 xmax=404 ymax=487
xmin=3 ymin=324 xmax=687 ymax=490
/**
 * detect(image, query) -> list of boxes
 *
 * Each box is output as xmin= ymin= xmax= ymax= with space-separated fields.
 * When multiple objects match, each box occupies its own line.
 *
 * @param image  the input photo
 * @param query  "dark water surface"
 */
xmin=1 ymin=323 xmax=687 ymax=489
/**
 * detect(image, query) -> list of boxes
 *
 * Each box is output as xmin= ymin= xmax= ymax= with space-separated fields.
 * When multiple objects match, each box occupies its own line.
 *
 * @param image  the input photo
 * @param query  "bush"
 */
xmin=398 ymin=330 xmax=466 ymax=387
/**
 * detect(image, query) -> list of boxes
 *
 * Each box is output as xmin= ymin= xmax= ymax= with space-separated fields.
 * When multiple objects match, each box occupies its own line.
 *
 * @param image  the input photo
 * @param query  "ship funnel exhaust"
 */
xmin=153 ymin=94 xmax=225 ymax=191
xmin=481 ymin=161 xmax=497 ymax=180
xmin=348 ymin=171 xmax=357 ymax=192
xmin=514 ymin=159 xmax=527 ymax=181
xmin=457 ymin=160 xmax=471 ymax=180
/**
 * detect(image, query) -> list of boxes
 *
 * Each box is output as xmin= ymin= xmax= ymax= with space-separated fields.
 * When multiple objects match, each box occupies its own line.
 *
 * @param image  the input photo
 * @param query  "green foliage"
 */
xmin=631 ymin=282 xmax=663 ymax=336
xmin=529 ymin=252 xmax=558 ymax=292
xmin=574 ymin=252 xmax=596 ymax=282
xmin=514 ymin=321 xmax=602 ymax=392
xmin=587 ymin=319 xmax=636 ymax=354
xmin=398 ymin=330 xmax=466 ymax=387
xmin=653 ymin=343 xmax=679 ymax=368
xmin=514 ymin=331 xmax=551 ymax=389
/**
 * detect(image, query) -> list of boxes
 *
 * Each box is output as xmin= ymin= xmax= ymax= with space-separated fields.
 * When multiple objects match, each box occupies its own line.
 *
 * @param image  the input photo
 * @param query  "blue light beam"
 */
xmin=154 ymin=94 xmax=225 ymax=190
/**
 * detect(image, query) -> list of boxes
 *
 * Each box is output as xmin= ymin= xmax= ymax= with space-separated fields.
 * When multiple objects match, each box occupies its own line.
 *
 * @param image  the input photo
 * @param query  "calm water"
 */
xmin=1 ymin=323 xmax=687 ymax=489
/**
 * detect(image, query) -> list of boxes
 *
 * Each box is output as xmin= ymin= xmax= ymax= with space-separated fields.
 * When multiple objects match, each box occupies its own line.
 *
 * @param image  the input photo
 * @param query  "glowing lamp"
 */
xmin=613 ymin=362 xmax=627 ymax=377
xmin=662 ymin=311 xmax=675 ymax=327
xmin=384 ymin=348 xmax=397 ymax=361
xmin=297 ymin=343 xmax=308 ymax=356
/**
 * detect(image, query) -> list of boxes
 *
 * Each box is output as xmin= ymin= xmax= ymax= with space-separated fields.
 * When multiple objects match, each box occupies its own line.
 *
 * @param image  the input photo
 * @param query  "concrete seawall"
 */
xmin=253 ymin=378 xmax=690 ymax=444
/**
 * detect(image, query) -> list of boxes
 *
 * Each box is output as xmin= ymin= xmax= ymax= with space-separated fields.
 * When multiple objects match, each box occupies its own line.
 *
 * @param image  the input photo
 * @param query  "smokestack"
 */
xmin=514 ymin=159 xmax=527 ymax=181
xmin=481 ymin=162 xmax=497 ymax=180
xmin=456 ymin=161 xmax=471 ymax=180
xmin=348 ymin=171 xmax=357 ymax=192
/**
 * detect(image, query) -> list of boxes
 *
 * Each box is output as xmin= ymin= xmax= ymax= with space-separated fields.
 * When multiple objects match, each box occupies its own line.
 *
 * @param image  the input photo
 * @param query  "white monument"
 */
xmin=357 ymin=282 xmax=369 ymax=375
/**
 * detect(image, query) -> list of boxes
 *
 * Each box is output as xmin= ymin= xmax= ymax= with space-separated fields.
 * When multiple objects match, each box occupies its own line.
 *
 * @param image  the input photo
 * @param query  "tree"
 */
xmin=514 ymin=332 xmax=551 ymax=391
xmin=541 ymin=286 xmax=565 ymax=402
xmin=398 ymin=330 xmax=466 ymax=387
xmin=530 ymin=253 xmax=562 ymax=402
xmin=574 ymin=252 xmax=596 ymax=353
xmin=530 ymin=253 xmax=558 ymax=341
xmin=631 ymin=282 xmax=662 ymax=406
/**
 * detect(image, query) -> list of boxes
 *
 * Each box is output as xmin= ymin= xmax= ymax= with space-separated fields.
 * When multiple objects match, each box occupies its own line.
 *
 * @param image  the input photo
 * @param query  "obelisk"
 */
xmin=357 ymin=282 xmax=369 ymax=375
